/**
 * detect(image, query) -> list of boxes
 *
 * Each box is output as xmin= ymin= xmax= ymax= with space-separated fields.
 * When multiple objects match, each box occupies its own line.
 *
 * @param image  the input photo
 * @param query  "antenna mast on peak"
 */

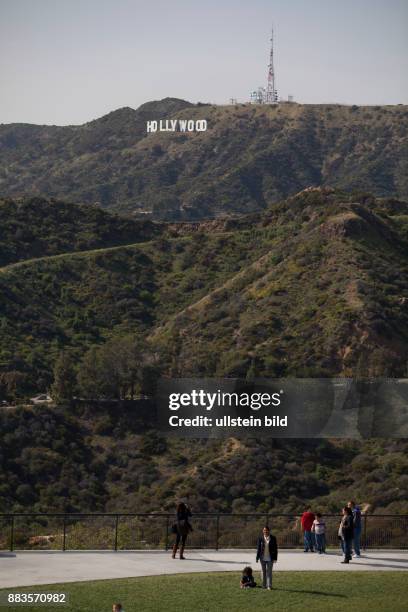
xmin=265 ymin=26 xmax=278 ymax=104
xmin=250 ymin=26 xmax=279 ymax=104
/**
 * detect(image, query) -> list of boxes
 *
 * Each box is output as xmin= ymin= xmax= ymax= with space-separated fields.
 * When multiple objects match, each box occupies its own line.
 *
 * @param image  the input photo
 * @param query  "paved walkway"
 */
xmin=0 ymin=550 xmax=407 ymax=588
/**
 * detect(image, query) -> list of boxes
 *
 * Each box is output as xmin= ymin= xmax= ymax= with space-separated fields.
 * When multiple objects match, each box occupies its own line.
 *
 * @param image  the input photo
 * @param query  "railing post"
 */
xmin=165 ymin=515 xmax=169 ymax=551
xmin=363 ymin=513 xmax=367 ymax=551
xmin=216 ymin=514 xmax=220 ymax=551
xmin=9 ymin=515 xmax=14 ymax=552
xmin=62 ymin=515 xmax=67 ymax=551
xmin=114 ymin=515 xmax=119 ymax=551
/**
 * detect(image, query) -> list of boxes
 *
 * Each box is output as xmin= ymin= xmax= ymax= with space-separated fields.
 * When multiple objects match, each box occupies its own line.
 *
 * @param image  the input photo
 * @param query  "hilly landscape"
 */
xmin=1 ymin=187 xmax=408 ymax=517
xmin=1 ymin=404 xmax=407 ymax=517
xmin=1 ymin=188 xmax=408 ymax=397
xmin=1 ymin=100 xmax=408 ymax=521
xmin=1 ymin=99 xmax=407 ymax=220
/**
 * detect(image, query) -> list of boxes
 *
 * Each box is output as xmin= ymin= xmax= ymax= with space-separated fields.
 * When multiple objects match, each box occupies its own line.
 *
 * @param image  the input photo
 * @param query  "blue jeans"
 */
xmin=343 ymin=537 xmax=352 ymax=561
xmin=304 ymin=531 xmax=314 ymax=551
xmin=315 ymin=533 xmax=326 ymax=552
xmin=353 ymin=526 xmax=361 ymax=556
xmin=260 ymin=560 xmax=273 ymax=588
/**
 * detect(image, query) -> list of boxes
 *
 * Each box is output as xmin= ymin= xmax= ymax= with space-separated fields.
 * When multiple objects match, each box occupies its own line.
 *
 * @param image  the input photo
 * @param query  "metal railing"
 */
xmin=0 ymin=513 xmax=407 ymax=552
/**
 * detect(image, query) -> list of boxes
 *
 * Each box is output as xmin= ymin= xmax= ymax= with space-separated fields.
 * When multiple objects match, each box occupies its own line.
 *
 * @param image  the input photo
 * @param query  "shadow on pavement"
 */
xmin=181 ymin=558 xmax=247 ymax=564
xmin=364 ymin=557 xmax=408 ymax=563
xmin=0 ymin=553 xmax=16 ymax=558
xmin=352 ymin=561 xmax=408 ymax=570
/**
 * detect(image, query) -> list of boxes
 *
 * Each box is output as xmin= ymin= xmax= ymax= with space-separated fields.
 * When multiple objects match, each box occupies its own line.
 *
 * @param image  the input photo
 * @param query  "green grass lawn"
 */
xmin=2 ymin=572 xmax=407 ymax=612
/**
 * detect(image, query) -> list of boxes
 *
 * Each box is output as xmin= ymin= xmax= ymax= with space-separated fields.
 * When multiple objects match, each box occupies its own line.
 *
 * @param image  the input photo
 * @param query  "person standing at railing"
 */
xmin=348 ymin=500 xmax=362 ymax=558
xmin=171 ymin=502 xmax=192 ymax=560
xmin=256 ymin=525 xmax=278 ymax=590
xmin=339 ymin=506 xmax=354 ymax=563
xmin=311 ymin=513 xmax=326 ymax=553
xmin=301 ymin=507 xmax=315 ymax=552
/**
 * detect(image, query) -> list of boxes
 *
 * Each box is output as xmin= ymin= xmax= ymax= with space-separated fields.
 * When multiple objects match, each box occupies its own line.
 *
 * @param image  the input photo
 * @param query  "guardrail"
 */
xmin=0 ymin=513 xmax=406 ymax=552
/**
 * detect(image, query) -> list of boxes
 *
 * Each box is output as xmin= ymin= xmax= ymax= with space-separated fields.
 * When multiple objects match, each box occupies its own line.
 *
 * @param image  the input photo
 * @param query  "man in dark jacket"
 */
xmin=172 ymin=502 xmax=192 ymax=560
xmin=348 ymin=500 xmax=362 ymax=558
xmin=339 ymin=506 xmax=354 ymax=563
xmin=256 ymin=526 xmax=278 ymax=590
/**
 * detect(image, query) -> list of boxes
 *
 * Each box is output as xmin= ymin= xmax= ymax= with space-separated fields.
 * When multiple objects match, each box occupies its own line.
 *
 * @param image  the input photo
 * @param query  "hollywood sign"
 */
xmin=146 ymin=119 xmax=207 ymax=133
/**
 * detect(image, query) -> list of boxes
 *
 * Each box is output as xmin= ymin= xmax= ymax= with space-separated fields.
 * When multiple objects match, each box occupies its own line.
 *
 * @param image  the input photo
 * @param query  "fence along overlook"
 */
xmin=1 ymin=513 xmax=406 ymax=552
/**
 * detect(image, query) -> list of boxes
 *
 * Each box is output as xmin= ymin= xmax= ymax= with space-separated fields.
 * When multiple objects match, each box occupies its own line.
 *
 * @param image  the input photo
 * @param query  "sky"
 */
xmin=0 ymin=0 xmax=407 ymax=125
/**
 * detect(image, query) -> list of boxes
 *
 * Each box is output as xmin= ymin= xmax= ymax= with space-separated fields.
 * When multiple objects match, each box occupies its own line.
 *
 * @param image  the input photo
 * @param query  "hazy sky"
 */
xmin=1 ymin=0 xmax=407 ymax=125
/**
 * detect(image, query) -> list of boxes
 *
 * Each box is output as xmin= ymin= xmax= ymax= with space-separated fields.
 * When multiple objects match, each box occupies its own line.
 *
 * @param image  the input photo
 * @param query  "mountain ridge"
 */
xmin=1 ymin=100 xmax=407 ymax=219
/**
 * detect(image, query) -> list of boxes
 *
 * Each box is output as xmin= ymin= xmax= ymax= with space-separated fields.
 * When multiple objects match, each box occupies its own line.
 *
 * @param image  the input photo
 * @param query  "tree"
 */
xmin=51 ymin=352 xmax=77 ymax=405
xmin=245 ymin=358 xmax=258 ymax=382
xmin=77 ymin=347 xmax=102 ymax=399
xmin=0 ymin=370 xmax=27 ymax=402
xmin=78 ymin=335 xmax=160 ymax=400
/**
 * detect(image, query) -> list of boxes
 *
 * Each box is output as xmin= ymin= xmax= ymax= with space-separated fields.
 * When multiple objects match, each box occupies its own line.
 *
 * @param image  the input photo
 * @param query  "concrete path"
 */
xmin=1 ymin=550 xmax=407 ymax=588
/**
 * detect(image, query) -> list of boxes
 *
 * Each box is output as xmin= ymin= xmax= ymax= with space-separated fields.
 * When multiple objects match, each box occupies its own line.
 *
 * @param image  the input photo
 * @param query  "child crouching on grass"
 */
xmin=240 ymin=566 xmax=257 ymax=588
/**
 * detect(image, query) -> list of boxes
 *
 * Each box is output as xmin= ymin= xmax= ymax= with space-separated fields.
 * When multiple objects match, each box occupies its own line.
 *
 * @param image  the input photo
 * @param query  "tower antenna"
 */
xmin=265 ymin=26 xmax=278 ymax=103
xmin=250 ymin=26 xmax=279 ymax=104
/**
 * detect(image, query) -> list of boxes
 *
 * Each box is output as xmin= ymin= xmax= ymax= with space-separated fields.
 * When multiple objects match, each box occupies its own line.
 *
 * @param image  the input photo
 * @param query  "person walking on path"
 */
xmin=171 ymin=502 xmax=192 ymax=560
xmin=339 ymin=506 xmax=354 ymax=563
xmin=348 ymin=500 xmax=362 ymax=558
xmin=301 ymin=508 xmax=315 ymax=552
xmin=312 ymin=513 xmax=326 ymax=553
xmin=256 ymin=525 xmax=278 ymax=590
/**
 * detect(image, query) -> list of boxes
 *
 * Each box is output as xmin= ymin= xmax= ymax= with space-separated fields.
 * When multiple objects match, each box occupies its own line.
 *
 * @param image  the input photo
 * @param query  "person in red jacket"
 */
xmin=301 ymin=508 xmax=315 ymax=552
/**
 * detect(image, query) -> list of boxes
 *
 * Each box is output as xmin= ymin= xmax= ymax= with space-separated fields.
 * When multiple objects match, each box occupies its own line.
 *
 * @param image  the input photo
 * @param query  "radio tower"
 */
xmin=265 ymin=27 xmax=278 ymax=103
xmin=250 ymin=26 xmax=279 ymax=104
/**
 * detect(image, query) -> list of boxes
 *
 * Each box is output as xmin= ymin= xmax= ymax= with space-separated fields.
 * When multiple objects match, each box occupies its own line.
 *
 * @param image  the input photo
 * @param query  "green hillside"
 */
xmin=0 ymin=101 xmax=407 ymax=220
xmin=1 ymin=404 xmax=407 ymax=515
xmin=153 ymin=189 xmax=408 ymax=379
xmin=0 ymin=196 xmax=160 ymax=266
xmin=0 ymin=201 xmax=275 ymax=394
xmin=1 ymin=189 xmax=408 ymax=516
xmin=1 ymin=189 xmax=407 ymax=398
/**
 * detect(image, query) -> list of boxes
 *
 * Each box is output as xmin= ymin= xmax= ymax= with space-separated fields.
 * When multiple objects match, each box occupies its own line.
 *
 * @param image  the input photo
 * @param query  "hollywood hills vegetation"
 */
xmin=1 ymin=189 xmax=408 ymax=516
xmin=1 ymin=189 xmax=408 ymax=399
xmin=153 ymin=190 xmax=408 ymax=380
xmin=0 ymin=100 xmax=407 ymax=220
xmin=1 ymin=403 xmax=407 ymax=516
xmin=0 ymin=196 xmax=160 ymax=267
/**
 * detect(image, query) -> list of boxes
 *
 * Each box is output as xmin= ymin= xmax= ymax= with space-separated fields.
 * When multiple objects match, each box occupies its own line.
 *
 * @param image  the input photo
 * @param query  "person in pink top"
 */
xmin=301 ymin=507 xmax=315 ymax=552
xmin=312 ymin=512 xmax=326 ymax=553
